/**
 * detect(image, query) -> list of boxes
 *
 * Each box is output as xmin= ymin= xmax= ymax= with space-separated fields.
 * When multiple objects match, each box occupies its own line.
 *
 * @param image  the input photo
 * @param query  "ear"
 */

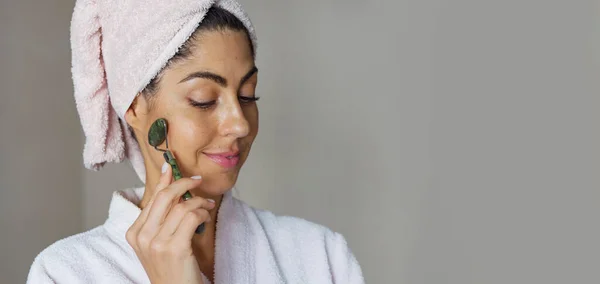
xmin=124 ymin=94 xmax=150 ymax=132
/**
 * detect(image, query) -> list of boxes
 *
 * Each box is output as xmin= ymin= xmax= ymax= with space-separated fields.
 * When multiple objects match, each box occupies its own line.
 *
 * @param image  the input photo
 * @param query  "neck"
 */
xmin=192 ymin=205 xmax=220 ymax=282
xmin=192 ymin=193 xmax=223 ymax=283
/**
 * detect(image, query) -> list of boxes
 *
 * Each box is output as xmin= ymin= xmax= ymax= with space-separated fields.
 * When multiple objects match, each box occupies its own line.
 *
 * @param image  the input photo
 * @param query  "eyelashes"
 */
xmin=188 ymin=96 xmax=260 ymax=110
xmin=239 ymin=96 xmax=260 ymax=104
xmin=188 ymin=99 xmax=214 ymax=109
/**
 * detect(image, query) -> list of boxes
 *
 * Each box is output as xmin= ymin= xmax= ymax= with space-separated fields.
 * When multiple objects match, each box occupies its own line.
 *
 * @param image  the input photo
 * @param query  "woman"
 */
xmin=27 ymin=0 xmax=364 ymax=283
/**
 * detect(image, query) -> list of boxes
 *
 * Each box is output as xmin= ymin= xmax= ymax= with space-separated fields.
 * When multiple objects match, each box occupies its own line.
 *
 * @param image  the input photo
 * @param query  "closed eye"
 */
xmin=188 ymin=99 xmax=216 ymax=109
xmin=188 ymin=97 xmax=259 ymax=109
xmin=239 ymin=96 xmax=260 ymax=104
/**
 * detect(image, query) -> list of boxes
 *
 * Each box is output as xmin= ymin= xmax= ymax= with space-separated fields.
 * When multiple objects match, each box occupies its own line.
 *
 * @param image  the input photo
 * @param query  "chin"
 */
xmin=195 ymin=172 xmax=240 ymax=197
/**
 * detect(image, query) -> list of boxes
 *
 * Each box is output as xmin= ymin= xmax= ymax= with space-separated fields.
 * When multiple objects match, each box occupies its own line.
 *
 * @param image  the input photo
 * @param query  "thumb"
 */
xmin=155 ymin=161 xmax=173 ymax=192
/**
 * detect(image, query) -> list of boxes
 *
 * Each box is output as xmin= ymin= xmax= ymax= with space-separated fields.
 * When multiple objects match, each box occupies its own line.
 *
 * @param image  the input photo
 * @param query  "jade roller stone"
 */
xmin=148 ymin=118 xmax=204 ymax=234
xmin=163 ymin=150 xmax=191 ymax=200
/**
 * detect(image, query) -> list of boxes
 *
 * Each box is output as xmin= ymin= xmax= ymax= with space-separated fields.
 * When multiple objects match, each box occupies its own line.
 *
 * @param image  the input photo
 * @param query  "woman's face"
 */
xmin=130 ymin=29 xmax=258 ymax=196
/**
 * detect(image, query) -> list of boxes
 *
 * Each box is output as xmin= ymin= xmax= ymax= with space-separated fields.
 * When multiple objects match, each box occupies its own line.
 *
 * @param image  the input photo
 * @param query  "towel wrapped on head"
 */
xmin=70 ymin=0 xmax=257 ymax=182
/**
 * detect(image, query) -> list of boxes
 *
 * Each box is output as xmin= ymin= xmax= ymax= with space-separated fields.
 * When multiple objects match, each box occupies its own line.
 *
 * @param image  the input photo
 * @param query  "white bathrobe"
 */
xmin=27 ymin=187 xmax=365 ymax=283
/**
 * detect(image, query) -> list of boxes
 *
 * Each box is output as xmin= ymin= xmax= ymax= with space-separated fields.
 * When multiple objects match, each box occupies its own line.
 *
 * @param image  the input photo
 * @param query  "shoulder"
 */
xmin=252 ymin=206 xmax=354 ymax=255
xmin=249 ymin=205 xmax=336 ymax=240
xmin=27 ymin=226 xmax=133 ymax=283
xmin=247 ymin=206 xmax=365 ymax=283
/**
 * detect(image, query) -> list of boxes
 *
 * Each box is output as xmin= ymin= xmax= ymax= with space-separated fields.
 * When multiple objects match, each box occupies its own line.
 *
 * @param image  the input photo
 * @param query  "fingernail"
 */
xmin=161 ymin=162 xmax=169 ymax=173
xmin=191 ymin=175 xmax=202 ymax=180
xmin=207 ymin=199 xmax=215 ymax=203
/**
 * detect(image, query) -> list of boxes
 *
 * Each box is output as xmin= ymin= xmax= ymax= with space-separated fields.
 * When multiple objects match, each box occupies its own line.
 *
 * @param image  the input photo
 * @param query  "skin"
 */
xmin=124 ymin=29 xmax=258 ymax=283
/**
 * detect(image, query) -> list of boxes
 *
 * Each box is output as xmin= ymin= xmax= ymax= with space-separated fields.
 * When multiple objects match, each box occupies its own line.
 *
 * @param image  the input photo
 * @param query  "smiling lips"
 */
xmin=204 ymin=151 xmax=240 ymax=169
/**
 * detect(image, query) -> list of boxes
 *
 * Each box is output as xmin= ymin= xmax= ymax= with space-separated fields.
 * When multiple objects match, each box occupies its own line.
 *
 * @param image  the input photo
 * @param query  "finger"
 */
xmin=141 ymin=176 xmax=203 ymax=234
xmin=171 ymin=208 xmax=211 ymax=245
xmin=155 ymin=162 xmax=173 ymax=192
xmin=127 ymin=162 xmax=174 ymax=253
xmin=155 ymin=197 xmax=215 ymax=239
xmin=126 ymin=226 xmax=140 ymax=252
xmin=136 ymin=162 xmax=173 ymax=226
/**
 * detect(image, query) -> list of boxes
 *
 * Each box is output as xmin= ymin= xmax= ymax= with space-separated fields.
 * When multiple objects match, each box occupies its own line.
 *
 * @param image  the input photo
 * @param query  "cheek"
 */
xmin=245 ymin=106 xmax=259 ymax=134
xmin=171 ymin=116 xmax=216 ymax=151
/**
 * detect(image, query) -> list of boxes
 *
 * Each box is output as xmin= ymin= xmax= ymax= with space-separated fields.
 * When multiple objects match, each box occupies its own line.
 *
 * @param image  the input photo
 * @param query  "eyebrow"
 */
xmin=178 ymin=66 xmax=258 ymax=88
xmin=239 ymin=66 xmax=258 ymax=87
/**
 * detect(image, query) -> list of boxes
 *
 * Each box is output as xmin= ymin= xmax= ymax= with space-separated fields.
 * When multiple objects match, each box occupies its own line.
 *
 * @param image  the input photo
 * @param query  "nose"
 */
xmin=218 ymin=98 xmax=250 ymax=138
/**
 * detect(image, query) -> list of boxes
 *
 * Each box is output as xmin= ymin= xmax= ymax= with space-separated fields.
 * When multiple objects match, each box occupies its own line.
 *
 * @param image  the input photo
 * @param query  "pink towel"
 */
xmin=70 ymin=0 xmax=257 ymax=182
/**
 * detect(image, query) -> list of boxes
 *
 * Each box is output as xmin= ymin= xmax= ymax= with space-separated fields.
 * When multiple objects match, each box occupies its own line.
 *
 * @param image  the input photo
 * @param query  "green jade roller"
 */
xmin=148 ymin=118 xmax=205 ymax=234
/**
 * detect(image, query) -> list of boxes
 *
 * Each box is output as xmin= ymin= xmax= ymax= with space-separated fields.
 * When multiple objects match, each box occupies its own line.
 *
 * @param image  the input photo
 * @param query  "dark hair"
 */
xmin=141 ymin=6 xmax=254 ymax=98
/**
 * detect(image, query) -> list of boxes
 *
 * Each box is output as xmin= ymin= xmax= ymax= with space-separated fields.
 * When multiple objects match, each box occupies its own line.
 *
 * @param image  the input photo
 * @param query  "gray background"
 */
xmin=1 ymin=0 xmax=599 ymax=283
